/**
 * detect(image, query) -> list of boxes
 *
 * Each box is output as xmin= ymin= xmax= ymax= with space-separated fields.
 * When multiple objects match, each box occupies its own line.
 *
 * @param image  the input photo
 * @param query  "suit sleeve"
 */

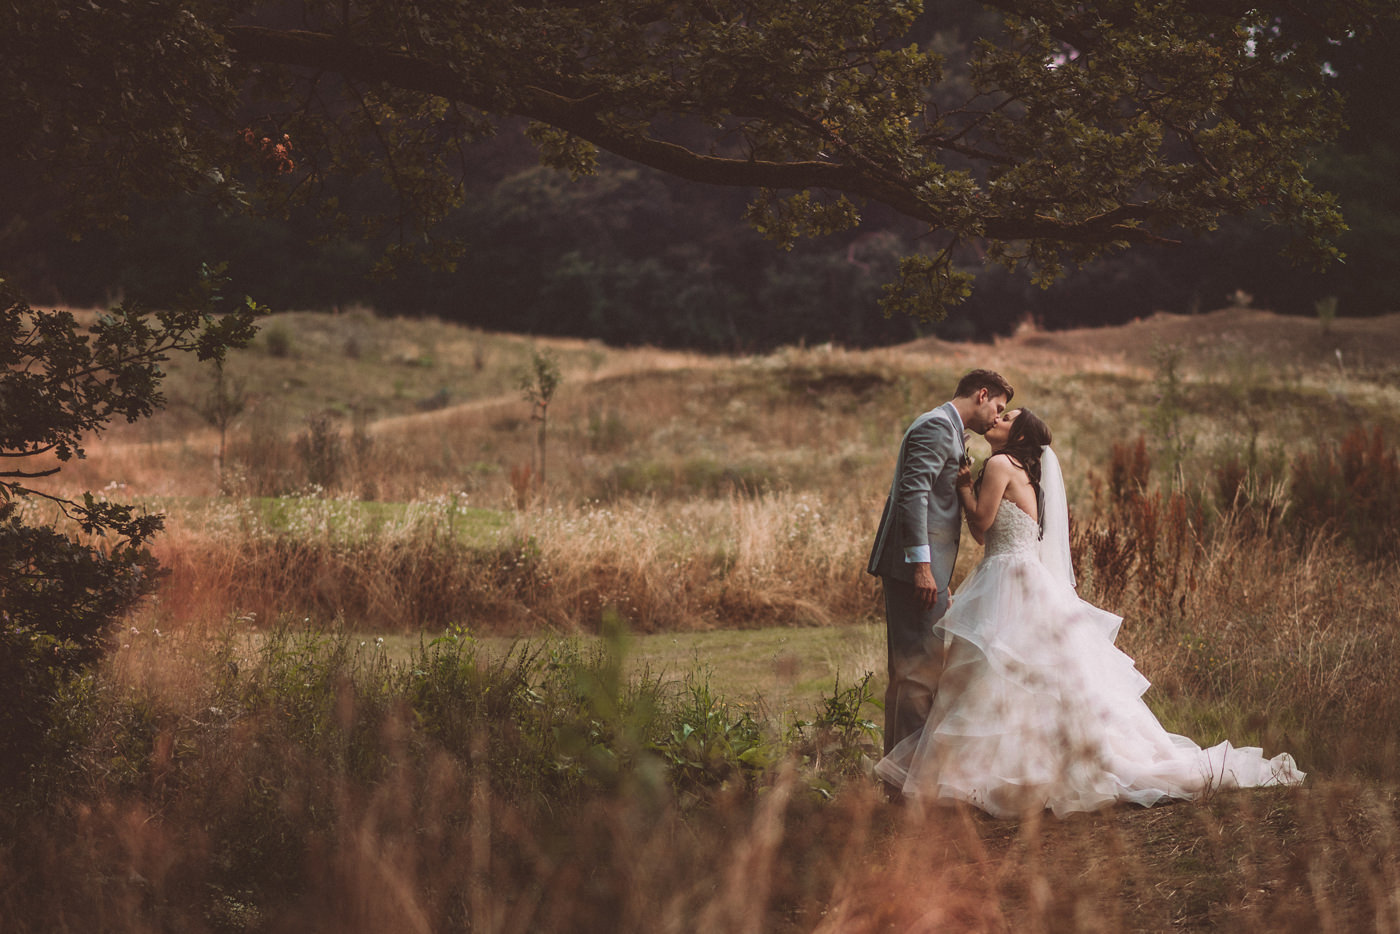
xmin=893 ymin=415 xmax=954 ymax=564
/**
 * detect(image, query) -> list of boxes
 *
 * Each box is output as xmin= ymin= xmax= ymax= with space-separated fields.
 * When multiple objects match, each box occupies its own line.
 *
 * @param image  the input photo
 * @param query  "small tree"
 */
xmin=518 ymin=349 xmax=562 ymax=488
xmin=195 ymin=357 xmax=247 ymax=491
xmin=1315 ymin=295 xmax=1340 ymax=334
xmin=1148 ymin=345 xmax=1193 ymax=491
xmin=0 ymin=270 xmax=261 ymax=786
xmin=296 ymin=411 xmax=344 ymax=491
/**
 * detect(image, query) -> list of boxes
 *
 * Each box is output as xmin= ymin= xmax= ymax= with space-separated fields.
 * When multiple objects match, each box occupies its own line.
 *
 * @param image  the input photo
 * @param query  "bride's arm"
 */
xmin=959 ymin=455 xmax=1015 ymax=542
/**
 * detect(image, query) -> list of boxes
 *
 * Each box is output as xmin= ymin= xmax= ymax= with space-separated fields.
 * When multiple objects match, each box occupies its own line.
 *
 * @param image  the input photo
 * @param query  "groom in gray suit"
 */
xmin=868 ymin=369 xmax=1013 ymax=757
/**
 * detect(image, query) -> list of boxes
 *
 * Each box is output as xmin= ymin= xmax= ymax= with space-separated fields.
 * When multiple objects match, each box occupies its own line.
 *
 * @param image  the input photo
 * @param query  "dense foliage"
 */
xmin=4 ymin=0 xmax=1398 ymax=343
xmin=0 ymin=274 xmax=260 ymax=784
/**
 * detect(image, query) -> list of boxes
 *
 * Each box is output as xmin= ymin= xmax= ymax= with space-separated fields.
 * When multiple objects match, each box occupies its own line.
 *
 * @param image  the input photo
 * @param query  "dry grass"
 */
xmin=136 ymin=490 xmax=880 ymax=633
xmin=4 ymin=619 xmax=1397 ymax=934
xmin=3 ymin=679 xmax=1396 ymax=934
xmin=26 ymin=308 xmax=1400 ymax=761
xmin=9 ymin=307 xmax=1400 ymax=931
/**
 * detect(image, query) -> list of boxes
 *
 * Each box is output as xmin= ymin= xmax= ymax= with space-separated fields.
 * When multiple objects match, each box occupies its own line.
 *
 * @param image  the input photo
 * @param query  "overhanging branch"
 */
xmin=0 ymin=467 xmax=61 ymax=479
xmin=223 ymin=25 xmax=1178 ymax=246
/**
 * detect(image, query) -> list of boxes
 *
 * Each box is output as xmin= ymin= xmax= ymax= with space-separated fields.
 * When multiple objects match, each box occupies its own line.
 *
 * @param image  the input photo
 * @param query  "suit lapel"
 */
xmin=943 ymin=402 xmax=966 ymax=461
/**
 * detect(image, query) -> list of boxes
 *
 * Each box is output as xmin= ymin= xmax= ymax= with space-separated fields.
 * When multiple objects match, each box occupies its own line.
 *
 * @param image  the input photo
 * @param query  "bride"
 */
xmin=874 ymin=408 xmax=1304 ymax=817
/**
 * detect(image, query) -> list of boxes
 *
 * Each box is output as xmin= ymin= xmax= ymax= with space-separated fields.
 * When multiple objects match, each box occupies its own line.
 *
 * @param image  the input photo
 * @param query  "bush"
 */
xmin=652 ymin=677 xmax=772 ymax=795
xmin=1211 ymin=453 xmax=1286 ymax=536
xmin=787 ymin=671 xmax=881 ymax=782
xmin=296 ymin=411 xmax=345 ymax=491
xmin=262 ymin=323 xmax=294 ymax=357
xmin=1289 ymin=427 xmax=1400 ymax=560
xmin=0 ymin=505 xmax=160 ymax=786
xmin=1078 ymin=440 xmax=1201 ymax=619
xmin=0 ymin=275 xmax=258 ymax=789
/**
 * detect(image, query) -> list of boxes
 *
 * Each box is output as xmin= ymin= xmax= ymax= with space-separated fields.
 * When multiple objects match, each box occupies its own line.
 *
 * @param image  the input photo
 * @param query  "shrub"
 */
xmin=0 ymin=507 xmax=160 ymax=786
xmin=1289 ymin=427 xmax=1400 ymax=561
xmin=787 ymin=671 xmax=881 ymax=782
xmin=0 ymin=274 xmax=259 ymax=789
xmin=1108 ymin=436 xmax=1151 ymax=505
xmin=1077 ymin=444 xmax=1201 ymax=619
xmin=296 ymin=411 xmax=345 ymax=491
xmin=652 ymin=677 xmax=773 ymax=795
xmin=263 ymin=323 xmax=294 ymax=357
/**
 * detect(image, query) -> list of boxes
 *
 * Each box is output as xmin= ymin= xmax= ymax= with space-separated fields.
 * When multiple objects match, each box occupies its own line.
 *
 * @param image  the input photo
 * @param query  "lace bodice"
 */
xmin=984 ymin=499 xmax=1040 ymax=559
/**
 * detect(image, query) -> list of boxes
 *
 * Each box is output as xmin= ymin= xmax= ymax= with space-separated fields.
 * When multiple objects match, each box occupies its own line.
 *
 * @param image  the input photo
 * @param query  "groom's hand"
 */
xmin=912 ymin=563 xmax=939 ymax=610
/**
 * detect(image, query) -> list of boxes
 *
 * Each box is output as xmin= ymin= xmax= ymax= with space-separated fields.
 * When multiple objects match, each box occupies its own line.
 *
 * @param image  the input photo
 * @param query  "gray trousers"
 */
xmin=881 ymin=575 xmax=949 ymax=756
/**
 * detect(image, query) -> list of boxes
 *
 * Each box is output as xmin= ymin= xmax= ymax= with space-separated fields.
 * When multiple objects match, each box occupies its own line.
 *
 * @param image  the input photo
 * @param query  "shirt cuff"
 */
xmin=903 ymin=545 xmax=931 ymax=564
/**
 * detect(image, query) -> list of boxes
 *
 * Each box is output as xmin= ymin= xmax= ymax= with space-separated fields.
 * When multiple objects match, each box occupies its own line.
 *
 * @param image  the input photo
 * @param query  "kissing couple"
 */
xmin=867 ymin=369 xmax=1303 ymax=817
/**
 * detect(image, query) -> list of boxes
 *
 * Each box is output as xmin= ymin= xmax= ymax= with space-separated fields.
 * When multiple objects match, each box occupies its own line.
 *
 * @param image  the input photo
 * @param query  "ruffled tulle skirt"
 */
xmin=875 ymin=552 xmax=1304 ymax=818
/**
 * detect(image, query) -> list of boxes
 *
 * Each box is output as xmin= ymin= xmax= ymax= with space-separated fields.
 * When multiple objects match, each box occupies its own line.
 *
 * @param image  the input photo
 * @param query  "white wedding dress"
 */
xmin=875 ymin=451 xmax=1304 ymax=818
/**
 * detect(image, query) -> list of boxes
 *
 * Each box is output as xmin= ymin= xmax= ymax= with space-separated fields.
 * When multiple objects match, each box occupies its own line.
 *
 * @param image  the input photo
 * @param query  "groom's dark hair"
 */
xmin=955 ymin=369 xmax=1014 ymax=402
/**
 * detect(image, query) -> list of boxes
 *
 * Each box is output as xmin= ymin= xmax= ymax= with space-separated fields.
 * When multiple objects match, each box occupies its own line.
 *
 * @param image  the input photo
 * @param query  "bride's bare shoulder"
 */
xmin=984 ymin=452 xmax=1025 ymax=475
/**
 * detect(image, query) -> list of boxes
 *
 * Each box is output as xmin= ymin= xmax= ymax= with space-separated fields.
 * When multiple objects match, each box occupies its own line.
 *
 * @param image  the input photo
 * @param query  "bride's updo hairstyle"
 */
xmin=978 ymin=408 xmax=1054 ymax=536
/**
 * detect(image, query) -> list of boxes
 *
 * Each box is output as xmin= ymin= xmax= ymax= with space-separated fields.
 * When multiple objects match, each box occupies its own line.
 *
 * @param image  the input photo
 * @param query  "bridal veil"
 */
xmin=1038 ymin=445 xmax=1075 ymax=589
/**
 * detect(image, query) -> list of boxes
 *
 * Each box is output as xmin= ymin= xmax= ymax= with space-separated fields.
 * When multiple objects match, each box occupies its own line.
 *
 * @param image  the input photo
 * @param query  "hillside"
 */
xmin=902 ymin=305 xmax=1400 ymax=376
xmin=88 ymin=301 xmax=1400 ymax=440
xmin=47 ymin=302 xmax=1400 ymax=510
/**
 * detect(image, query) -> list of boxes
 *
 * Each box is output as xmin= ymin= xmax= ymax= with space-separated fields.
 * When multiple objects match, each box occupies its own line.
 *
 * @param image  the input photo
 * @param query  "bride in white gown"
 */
xmin=874 ymin=408 xmax=1304 ymax=818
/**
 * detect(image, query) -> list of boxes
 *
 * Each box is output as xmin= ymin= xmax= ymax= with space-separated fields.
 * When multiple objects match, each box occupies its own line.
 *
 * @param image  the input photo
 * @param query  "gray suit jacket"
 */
xmin=867 ymin=402 xmax=966 ymax=589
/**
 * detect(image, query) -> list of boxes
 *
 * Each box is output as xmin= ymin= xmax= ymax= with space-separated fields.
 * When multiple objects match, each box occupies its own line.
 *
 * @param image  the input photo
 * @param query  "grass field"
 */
xmin=7 ymin=303 xmax=1400 ymax=931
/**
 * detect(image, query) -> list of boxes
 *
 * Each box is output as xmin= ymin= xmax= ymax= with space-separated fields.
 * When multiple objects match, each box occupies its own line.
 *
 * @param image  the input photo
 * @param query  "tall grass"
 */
xmin=141 ymin=489 xmax=879 ymax=633
xmin=0 ymin=623 xmax=874 ymax=932
xmin=2 ymin=627 xmax=1396 ymax=932
xmin=10 ymin=439 xmax=1400 ymax=929
xmin=11 ymin=319 xmax=1400 ymax=930
xmin=1059 ymin=435 xmax=1400 ymax=780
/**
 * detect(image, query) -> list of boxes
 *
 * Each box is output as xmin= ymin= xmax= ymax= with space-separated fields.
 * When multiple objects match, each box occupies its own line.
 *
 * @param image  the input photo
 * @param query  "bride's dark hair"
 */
xmin=975 ymin=408 xmax=1053 ymax=535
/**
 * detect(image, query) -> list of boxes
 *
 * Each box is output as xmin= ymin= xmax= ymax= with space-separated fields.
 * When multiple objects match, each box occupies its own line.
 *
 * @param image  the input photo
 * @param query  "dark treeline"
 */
xmin=4 ymin=7 xmax=1397 ymax=351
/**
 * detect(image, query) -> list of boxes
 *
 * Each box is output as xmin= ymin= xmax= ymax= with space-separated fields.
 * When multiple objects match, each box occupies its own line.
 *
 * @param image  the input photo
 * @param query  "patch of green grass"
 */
xmin=1146 ymin=693 xmax=1310 ymax=766
xmin=374 ymin=623 xmax=886 ymax=727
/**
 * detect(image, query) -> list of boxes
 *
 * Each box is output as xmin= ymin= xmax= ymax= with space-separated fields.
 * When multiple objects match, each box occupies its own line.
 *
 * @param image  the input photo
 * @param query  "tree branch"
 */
xmin=223 ymin=25 xmax=1178 ymax=246
xmin=0 ymin=467 xmax=61 ymax=479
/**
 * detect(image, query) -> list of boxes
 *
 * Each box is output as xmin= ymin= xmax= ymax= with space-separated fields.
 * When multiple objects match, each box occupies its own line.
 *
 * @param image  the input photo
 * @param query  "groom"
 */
xmin=868 ymin=369 xmax=1013 ymax=757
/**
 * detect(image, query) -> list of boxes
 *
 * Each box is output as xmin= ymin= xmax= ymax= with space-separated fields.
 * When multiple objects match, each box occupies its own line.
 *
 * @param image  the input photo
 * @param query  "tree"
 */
xmin=518 ymin=349 xmax=563 ymax=489
xmin=196 ymin=358 xmax=248 ymax=490
xmin=0 ymin=271 xmax=260 ymax=786
xmin=5 ymin=0 xmax=1396 ymax=322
